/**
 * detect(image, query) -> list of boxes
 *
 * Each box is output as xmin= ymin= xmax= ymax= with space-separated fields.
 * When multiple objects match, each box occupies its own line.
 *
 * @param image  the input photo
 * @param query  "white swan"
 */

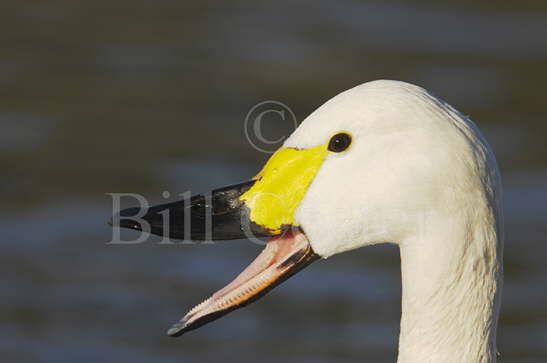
xmin=115 ymin=80 xmax=503 ymax=363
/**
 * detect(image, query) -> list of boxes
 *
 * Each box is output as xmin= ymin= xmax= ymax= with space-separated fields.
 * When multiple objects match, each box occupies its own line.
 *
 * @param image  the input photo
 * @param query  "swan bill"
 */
xmin=167 ymin=229 xmax=318 ymax=337
xmin=111 ymin=185 xmax=320 ymax=337
xmin=110 ymin=145 xmax=328 ymax=336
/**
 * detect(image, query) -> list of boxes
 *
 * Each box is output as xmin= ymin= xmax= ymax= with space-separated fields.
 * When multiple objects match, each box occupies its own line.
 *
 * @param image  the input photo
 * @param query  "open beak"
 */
xmin=111 ymin=145 xmax=329 ymax=336
xmin=168 ymin=228 xmax=318 ymax=336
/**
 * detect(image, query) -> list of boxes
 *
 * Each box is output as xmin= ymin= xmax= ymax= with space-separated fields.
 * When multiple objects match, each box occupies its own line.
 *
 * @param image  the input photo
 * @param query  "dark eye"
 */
xmin=328 ymin=132 xmax=352 ymax=153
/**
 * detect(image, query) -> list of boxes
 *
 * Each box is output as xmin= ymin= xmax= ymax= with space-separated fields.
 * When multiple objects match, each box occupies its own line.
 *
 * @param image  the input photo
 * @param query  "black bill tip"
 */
xmin=166 ymin=308 xmax=235 ymax=337
xmin=109 ymin=207 xmax=145 ymax=231
xmin=167 ymin=322 xmax=185 ymax=337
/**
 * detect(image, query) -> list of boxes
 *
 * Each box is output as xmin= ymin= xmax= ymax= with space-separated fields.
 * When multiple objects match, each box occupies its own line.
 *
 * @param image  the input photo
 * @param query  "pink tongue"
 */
xmin=211 ymin=230 xmax=300 ymax=300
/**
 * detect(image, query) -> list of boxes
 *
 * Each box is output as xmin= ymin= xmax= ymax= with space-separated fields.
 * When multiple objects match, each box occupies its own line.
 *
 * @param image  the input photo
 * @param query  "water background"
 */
xmin=1 ymin=1 xmax=546 ymax=362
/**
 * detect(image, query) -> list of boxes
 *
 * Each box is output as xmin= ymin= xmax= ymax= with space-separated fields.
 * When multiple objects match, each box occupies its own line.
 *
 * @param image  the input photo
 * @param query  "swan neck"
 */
xmin=397 ymin=210 xmax=503 ymax=363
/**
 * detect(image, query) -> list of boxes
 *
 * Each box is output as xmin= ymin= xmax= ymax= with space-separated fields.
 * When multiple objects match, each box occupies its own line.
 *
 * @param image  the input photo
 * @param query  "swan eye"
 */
xmin=328 ymin=132 xmax=352 ymax=153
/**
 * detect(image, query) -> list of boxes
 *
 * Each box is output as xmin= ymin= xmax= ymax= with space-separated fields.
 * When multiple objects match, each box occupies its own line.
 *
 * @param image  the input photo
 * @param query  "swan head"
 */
xmin=288 ymin=79 xmax=493 ymax=257
xmin=112 ymin=80 xmax=500 ymax=337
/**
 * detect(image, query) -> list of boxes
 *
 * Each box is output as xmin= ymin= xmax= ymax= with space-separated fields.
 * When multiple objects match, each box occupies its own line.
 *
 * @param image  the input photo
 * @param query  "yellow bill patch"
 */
xmin=240 ymin=144 xmax=328 ymax=233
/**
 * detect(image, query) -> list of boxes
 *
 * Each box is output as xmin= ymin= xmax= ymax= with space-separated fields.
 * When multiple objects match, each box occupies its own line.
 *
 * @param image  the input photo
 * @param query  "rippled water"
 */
xmin=1 ymin=1 xmax=546 ymax=362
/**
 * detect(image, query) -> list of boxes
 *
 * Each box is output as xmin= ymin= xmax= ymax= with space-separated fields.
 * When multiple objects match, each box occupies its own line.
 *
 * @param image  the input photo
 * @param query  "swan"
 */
xmin=114 ymin=80 xmax=503 ymax=363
